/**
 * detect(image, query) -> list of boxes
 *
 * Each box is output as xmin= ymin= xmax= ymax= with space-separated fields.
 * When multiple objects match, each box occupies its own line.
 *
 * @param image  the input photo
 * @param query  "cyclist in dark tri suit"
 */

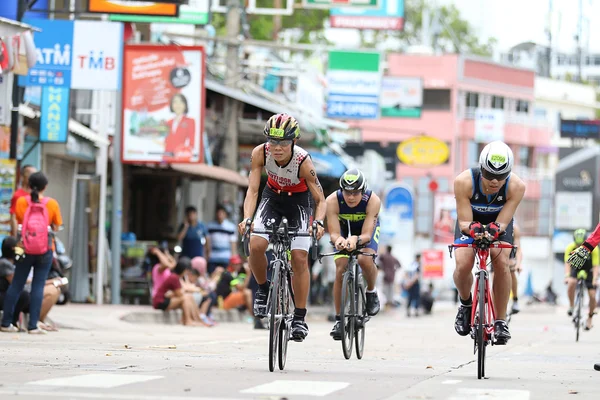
xmin=453 ymin=141 xmax=526 ymax=345
xmin=325 ymin=169 xmax=381 ymax=340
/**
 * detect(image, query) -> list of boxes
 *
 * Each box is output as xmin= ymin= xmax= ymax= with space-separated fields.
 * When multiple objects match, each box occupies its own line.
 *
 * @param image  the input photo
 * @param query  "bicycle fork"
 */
xmin=471 ymin=269 xmax=496 ymax=342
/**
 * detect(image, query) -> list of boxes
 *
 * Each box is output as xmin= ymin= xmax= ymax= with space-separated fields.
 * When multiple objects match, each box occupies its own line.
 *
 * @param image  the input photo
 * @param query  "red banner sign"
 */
xmin=421 ymin=249 xmax=444 ymax=279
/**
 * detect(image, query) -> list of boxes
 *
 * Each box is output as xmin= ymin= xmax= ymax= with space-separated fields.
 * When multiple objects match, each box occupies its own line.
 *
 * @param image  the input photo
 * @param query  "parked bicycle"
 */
xmin=449 ymin=237 xmax=517 ymax=379
xmin=319 ymin=246 xmax=375 ymax=360
xmin=243 ymin=218 xmax=317 ymax=372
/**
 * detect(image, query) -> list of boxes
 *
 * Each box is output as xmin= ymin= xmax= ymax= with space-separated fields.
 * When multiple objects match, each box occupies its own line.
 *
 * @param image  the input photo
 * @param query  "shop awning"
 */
xmin=19 ymin=104 xmax=110 ymax=147
xmin=310 ymin=151 xmax=349 ymax=178
xmin=171 ymin=163 xmax=249 ymax=187
xmin=205 ymin=79 xmax=349 ymax=131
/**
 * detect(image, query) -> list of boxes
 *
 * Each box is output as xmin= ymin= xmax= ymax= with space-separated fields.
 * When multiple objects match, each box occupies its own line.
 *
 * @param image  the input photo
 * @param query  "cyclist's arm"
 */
xmin=495 ymin=174 xmax=526 ymax=232
xmin=242 ymin=145 xmax=265 ymax=221
xmin=359 ymin=193 xmax=381 ymax=245
xmin=454 ymin=170 xmax=474 ymax=234
xmin=300 ymin=158 xmax=326 ymax=221
xmin=325 ymin=193 xmax=342 ymax=244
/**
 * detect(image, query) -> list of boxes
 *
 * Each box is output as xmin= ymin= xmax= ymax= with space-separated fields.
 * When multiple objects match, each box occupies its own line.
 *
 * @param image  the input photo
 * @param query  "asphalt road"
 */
xmin=0 ymin=302 xmax=598 ymax=400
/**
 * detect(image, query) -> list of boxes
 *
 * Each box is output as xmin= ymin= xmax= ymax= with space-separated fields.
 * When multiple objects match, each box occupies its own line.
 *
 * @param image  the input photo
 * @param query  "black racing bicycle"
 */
xmin=243 ymin=218 xmax=318 ymax=372
xmin=319 ymin=246 xmax=375 ymax=360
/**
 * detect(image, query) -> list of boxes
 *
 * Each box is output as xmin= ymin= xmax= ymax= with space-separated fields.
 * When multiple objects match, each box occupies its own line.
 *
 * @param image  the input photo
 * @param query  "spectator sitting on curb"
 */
xmin=152 ymin=257 xmax=207 ymax=327
xmin=181 ymin=267 xmax=214 ymax=326
xmin=191 ymin=256 xmax=221 ymax=324
xmin=150 ymin=246 xmax=176 ymax=304
xmin=215 ymin=255 xmax=258 ymax=326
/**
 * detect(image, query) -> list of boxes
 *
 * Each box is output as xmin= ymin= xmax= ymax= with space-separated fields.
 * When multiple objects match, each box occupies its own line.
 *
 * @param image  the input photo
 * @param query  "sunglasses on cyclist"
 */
xmin=268 ymin=138 xmax=293 ymax=147
xmin=342 ymin=189 xmax=363 ymax=197
xmin=481 ymin=168 xmax=510 ymax=181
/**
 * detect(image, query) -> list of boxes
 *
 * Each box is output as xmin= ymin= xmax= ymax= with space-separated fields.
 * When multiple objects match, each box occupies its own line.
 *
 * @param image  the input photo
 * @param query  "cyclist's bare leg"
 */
xmin=453 ymin=248 xmax=475 ymax=302
xmin=587 ymin=288 xmax=596 ymax=329
xmin=358 ymin=252 xmax=378 ymax=291
xmin=490 ymin=247 xmax=511 ymax=320
xmin=249 ymin=236 xmax=269 ymax=284
xmin=510 ymin=270 xmax=518 ymax=300
xmin=290 ymin=249 xmax=309 ymax=309
xmin=567 ymin=278 xmax=577 ymax=308
xmin=333 ymin=257 xmax=350 ymax=314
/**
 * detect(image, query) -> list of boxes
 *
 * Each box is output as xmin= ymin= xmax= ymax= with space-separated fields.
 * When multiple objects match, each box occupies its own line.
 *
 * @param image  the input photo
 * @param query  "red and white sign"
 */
xmin=121 ymin=45 xmax=205 ymax=164
xmin=330 ymin=15 xmax=404 ymax=30
xmin=421 ymin=249 xmax=444 ymax=279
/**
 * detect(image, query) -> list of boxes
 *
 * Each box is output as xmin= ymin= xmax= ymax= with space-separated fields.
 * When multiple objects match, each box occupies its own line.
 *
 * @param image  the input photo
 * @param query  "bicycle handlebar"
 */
xmin=318 ymin=249 xmax=377 ymax=263
xmin=242 ymin=218 xmax=319 ymax=260
xmin=448 ymin=240 xmax=517 ymax=259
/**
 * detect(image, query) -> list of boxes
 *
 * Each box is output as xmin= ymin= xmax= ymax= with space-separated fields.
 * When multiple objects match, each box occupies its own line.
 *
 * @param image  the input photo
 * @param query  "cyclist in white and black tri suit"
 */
xmin=452 ymin=141 xmax=526 ymax=345
xmin=238 ymin=113 xmax=326 ymax=342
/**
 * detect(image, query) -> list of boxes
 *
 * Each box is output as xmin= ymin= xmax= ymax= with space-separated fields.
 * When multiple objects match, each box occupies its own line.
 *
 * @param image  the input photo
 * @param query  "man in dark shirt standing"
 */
xmin=177 ymin=206 xmax=208 ymax=260
xmin=378 ymin=245 xmax=401 ymax=308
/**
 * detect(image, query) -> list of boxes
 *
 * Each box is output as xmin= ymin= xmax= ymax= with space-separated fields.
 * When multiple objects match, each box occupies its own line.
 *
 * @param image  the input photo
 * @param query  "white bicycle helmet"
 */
xmin=479 ymin=141 xmax=514 ymax=181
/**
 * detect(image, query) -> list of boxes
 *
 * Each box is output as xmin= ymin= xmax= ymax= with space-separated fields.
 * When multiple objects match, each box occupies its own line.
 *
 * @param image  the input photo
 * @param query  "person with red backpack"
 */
xmin=0 ymin=172 xmax=63 ymax=334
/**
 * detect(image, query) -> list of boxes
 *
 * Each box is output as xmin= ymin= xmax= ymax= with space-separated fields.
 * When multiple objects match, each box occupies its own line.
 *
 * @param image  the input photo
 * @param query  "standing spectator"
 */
xmin=1 ymin=171 xmax=62 ymax=334
xmin=177 ymin=206 xmax=208 ymax=260
xmin=0 ymin=237 xmax=30 ymax=330
xmin=377 ymin=245 xmax=401 ymax=308
xmin=206 ymin=205 xmax=237 ymax=274
xmin=10 ymin=165 xmax=37 ymax=237
xmin=403 ymin=254 xmax=422 ymax=317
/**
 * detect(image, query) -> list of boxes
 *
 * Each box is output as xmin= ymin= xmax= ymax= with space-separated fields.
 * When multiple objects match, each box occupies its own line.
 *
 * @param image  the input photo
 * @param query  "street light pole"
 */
xmin=9 ymin=0 xmax=27 ymax=160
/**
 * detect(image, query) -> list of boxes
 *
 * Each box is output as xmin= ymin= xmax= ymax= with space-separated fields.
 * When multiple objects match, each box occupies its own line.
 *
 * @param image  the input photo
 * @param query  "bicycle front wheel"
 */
xmin=575 ymin=281 xmax=583 ymax=342
xmin=477 ymin=276 xmax=486 ymax=379
xmin=340 ymin=273 xmax=355 ymax=360
xmin=278 ymin=272 xmax=292 ymax=371
xmin=268 ymin=266 xmax=281 ymax=372
xmin=355 ymin=279 xmax=366 ymax=360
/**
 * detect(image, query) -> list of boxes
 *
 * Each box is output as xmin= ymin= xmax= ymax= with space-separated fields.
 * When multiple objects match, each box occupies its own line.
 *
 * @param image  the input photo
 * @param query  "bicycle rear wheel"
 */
xmin=268 ymin=266 xmax=281 ymax=372
xmin=477 ymin=276 xmax=486 ymax=380
xmin=278 ymin=272 xmax=292 ymax=371
xmin=340 ymin=273 xmax=355 ymax=360
xmin=575 ymin=281 xmax=583 ymax=343
xmin=355 ymin=278 xmax=366 ymax=360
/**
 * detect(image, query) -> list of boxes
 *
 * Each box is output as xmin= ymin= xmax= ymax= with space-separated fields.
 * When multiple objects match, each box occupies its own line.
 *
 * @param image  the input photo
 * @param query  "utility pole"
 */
xmin=576 ymin=0 xmax=583 ymax=83
xmin=110 ymin=94 xmax=123 ymax=304
xmin=220 ymin=0 xmax=242 ymax=216
xmin=546 ymin=0 xmax=553 ymax=78
xmin=9 ymin=0 xmax=27 ymax=160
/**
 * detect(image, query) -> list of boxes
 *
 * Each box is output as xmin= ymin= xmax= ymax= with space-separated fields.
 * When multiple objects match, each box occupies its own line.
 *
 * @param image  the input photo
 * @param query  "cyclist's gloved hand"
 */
xmin=486 ymin=222 xmax=501 ymax=241
xmin=469 ymin=221 xmax=484 ymax=239
xmin=568 ymin=243 xmax=593 ymax=269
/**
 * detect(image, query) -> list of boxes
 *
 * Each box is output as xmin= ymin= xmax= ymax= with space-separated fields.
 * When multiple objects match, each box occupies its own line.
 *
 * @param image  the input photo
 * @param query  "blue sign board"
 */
xmin=559 ymin=119 xmax=600 ymax=139
xmin=331 ymin=0 xmax=404 ymax=17
xmin=326 ymin=96 xmax=379 ymax=119
xmin=40 ymin=86 xmax=70 ymax=143
xmin=19 ymin=18 xmax=74 ymax=88
xmin=384 ymin=184 xmax=413 ymax=220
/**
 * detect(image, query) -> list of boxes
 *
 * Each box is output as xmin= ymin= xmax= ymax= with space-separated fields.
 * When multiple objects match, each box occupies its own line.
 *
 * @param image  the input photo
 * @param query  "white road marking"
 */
xmin=0 ymin=390 xmax=244 ymax=400
xmin=448 ymin=388 xmax=530 ymax=400
xmin=240 ymin=380 xmax=350 ymax=397
xmin=26 ymin=373 xmax=163 ymax=389
xmin=442 ymin=380 xmax=462 ymax=385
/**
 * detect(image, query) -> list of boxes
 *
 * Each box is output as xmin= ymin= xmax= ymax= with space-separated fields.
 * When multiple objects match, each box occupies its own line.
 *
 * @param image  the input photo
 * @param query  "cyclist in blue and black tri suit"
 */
xmin=325 ymin=169 xmax=381 ymax=341
xmin=453 ymin=141 xmax=526 ymax=345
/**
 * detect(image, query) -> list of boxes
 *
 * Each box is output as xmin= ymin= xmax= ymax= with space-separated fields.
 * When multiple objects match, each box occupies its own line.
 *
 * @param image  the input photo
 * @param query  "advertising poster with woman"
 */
xmin=433 ymin=192 xmax=457 ymax=245
xmin=121 ymin=45 xmax=205 ymax=164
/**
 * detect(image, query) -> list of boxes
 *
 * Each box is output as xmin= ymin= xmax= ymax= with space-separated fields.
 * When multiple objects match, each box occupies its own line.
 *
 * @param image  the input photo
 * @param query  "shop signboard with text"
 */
xmin=330 ymin=0 xmax=404 ymax=30
xmin=110 ymin=0 xmax=209 ymax=24
xmin=421 ymin=249 xmax=444 ymax=279
xmin=380 ymin=76 xmax=422 ymax=117
xmin=88 ymin=0 xmax=179 ymax=16
xmin=40 ymin=86 xmax=70 ymax=143
xmin=19 ymin=19 xmax=123 ymax=90
xmin=326 ymin=50 xmax=381 ymax=119
xmin=121 ymin=45 xmax=205 ymax=164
